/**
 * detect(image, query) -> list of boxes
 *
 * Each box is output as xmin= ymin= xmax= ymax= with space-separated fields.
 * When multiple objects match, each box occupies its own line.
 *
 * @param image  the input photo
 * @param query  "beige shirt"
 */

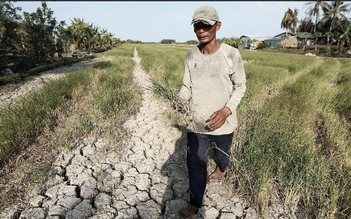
xmin=177 ymin=43 xmax=246 ymax=135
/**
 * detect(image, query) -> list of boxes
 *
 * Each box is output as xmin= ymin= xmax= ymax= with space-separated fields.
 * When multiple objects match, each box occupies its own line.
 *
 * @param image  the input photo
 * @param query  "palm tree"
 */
xmin=60 ymin=17 xmax=121 ymax=53
xmin=323 ymin=31 xmax=334 ymax=45
xmin=60 ymin=25 xmax=76 ymax=54
xmin=104 ymin=32 xmax=114 ymax=48
xmin=291 ymin=8 xmax=299 ymax=34
xmin=100 ymin=28 xmax=115 ymax=48
xmin=70 ymin=18 xmax=89 ymax=50
xmin=321 ymin=1 xmax=351 ymax=44
xmin=297 ymin=17 xmax=314 ymax=33
xmin=281 ymin=8 xmax=299 ymax=35
xmin=281 ymin=8 xmax=293 ymax=35
xmin=336 ymin=18 xmax=351 ymax=54
xmin=83 ymin=23 xmax=94 ymax=51
xmin=90 ymin=24 xmax=101 ymax=50
xmin=100 ymin=28 xmax=108 ymax=47
xmin=314 ymin=31 xmax=323 ymax=50
xmin=304 ymin=1 xmax=328 ymax=34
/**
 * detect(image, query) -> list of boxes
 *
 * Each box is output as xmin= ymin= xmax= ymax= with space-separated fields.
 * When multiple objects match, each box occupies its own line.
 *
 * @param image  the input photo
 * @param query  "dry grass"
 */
xmin=137 ymin=44 xmax=351 ymax=219
xmin=0 ymin=44 xmax=141 ymax=212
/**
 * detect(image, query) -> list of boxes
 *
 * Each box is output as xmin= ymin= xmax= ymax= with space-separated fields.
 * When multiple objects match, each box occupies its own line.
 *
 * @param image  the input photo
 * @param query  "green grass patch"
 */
xmin=333 ymin=59 xmax=351 ymax=122
xmin=0 ymin=68 xmax=91 ymax=165
xmin=93 ymin=57 xmax=137 ymax=116
xmin=136 ymin=44 xmax=185 ymax=95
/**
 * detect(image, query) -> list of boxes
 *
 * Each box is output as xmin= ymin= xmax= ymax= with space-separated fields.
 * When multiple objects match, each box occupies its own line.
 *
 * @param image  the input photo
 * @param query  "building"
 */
xmin=265 ymin=37 xmax=282 ymax=48
xmin=239 ymin=35 xmax=271 ymax=49
xmin=239 ymin=32 xmax=318 ymax=49
xmin=267 ymin=32 xmax=317 ymax=48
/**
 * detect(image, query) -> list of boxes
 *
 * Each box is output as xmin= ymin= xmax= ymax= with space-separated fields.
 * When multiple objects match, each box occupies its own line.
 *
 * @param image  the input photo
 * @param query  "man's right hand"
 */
xmin=206 ymin=106 xmax=231 ymax=130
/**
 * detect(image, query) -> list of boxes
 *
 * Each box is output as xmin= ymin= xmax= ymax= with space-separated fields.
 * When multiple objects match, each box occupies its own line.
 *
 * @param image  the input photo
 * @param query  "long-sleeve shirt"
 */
xmin=177 ymin=43 xmax=246 ymax=135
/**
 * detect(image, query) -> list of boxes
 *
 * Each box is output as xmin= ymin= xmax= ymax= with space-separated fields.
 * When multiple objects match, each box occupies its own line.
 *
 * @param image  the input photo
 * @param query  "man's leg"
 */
xmin=179 ymin=132 xmax=210 ymax=216
xmin=210 ymin=132 xmax=234 ymax=180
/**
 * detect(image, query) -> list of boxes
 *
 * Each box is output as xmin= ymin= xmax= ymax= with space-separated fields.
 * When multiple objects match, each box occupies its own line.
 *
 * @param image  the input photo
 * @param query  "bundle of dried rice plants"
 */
xmin=149 ymin=77 xmax=198 ymax=128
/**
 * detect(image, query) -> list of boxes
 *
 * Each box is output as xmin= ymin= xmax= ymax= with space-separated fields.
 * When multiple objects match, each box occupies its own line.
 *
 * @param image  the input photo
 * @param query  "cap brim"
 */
xmin=191 ymin=18 xmax=216 ymax=26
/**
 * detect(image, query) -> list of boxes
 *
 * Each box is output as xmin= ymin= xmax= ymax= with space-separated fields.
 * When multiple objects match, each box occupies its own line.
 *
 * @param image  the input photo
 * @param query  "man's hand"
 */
xmin=205 ymin=107 xmax=231 ymax=131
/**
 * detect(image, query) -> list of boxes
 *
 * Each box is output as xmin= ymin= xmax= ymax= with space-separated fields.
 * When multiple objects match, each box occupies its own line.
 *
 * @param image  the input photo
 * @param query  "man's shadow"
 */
xmin=158 ymin=124 xmax=207 ymax=218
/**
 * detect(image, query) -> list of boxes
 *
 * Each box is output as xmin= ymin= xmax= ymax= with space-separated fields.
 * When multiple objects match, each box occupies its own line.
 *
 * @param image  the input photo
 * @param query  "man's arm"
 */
xmin=225 ymin=50 xmax=246 ymax=113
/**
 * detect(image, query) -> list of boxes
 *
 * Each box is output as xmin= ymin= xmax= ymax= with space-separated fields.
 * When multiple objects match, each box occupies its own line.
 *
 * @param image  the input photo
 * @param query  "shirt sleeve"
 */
xmin=225 ymin=50 xmax=246 ymax=112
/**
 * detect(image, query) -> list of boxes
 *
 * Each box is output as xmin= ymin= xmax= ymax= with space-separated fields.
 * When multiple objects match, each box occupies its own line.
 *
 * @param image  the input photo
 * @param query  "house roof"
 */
xmin=273 ymin=31 xmax=317 ymax=39
xmin=239 ymin=35 xmax=271 ymax=41
xmin=265 ymin=37 xmax=281 ymax=41
xmin=273 ymin=31 xmax=294 ymax=37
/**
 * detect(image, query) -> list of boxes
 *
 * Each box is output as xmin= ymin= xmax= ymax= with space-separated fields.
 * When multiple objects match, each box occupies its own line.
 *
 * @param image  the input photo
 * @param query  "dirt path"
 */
xmin=0 ymin=58 xmax=103 ymax=108
xmin=0 ymin=49 xmax=293 ymax=218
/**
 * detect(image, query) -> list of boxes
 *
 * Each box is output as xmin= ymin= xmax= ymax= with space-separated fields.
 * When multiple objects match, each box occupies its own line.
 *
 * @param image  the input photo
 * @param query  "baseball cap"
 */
xmin=191 ymin=5 xmax=219 ymax=26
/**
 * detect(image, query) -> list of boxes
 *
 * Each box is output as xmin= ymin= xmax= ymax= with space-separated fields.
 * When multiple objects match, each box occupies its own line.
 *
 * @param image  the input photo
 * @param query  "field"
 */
xmin=136 ymin=44 xmax=351 ymax=218
xmin=0 ymin=44 xmax=351 ymax=218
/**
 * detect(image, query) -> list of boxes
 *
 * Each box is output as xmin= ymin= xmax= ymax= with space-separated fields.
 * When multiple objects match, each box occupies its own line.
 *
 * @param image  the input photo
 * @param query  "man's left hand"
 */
xmin=206 ymin=107 xmax=231 ymax=131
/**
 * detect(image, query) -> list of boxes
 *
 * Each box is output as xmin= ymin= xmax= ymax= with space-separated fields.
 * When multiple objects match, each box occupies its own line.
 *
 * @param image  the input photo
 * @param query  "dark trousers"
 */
xmin=186 ymin=131 xmax=234 ymax=208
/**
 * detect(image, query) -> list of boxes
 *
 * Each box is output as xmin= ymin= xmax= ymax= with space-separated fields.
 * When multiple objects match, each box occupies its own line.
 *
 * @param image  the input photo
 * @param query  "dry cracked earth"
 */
xmin=0 ymin=49 xmax=296 ymax=219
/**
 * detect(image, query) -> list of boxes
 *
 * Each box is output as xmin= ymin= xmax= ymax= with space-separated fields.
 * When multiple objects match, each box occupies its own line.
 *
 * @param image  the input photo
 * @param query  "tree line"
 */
xmin=0 ymin=1 xmax=121 ymax=73
xmin=2 ymin=1 xmax=351 ymax=74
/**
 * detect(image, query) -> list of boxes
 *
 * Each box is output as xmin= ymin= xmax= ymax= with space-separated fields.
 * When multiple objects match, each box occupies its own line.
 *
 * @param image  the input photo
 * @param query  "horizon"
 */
xmin=12 ymin=1 xmax=351 ymax=43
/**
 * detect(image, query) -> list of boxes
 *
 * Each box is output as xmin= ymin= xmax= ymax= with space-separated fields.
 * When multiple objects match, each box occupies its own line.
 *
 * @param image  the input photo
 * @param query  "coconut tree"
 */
xmin=304 ymin=1 xmax=328 ymax=34
xmin=89 ymin=24 xmax=101 ymax=51
xmin=82 ymin=23 xmax=94 ymax=51
xmin=99 ymin=28 xmax=107 ymax=47
xmin=281 ymin=8 xmax=299 ymax=35
xmin=104 ymin=32 xmax=114 ymax=48
xmin=323 ymin=31 xmax=334 ymax=45
xmin=336 ymin=18 xmax=351 ymax=54
xmin=69 ymin=18 xmax=90 ymax=50
xmin=62 ymin=18 xmax=119 ymax=53
xmin=281 ymin=8 xmax=293 ymax=35
xmin=321 ymin=1 xmax=351 ymax=44
xmin=297 ymin=17 xmax=314 ymax=33
xmin=291 ymin=8 xmax=299 ymax=34
xmin=314 ymin=31 xmax=323 ymax=50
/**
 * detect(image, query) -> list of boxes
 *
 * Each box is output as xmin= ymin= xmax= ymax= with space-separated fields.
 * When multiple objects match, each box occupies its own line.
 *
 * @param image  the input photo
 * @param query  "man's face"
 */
xmin=193 ymin=21 xmax=220 ymax=44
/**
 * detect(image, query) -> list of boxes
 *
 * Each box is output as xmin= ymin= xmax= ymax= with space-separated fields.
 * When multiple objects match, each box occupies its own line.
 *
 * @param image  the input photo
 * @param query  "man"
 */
xmin=175 ymin=5 xmax=247 ymax=217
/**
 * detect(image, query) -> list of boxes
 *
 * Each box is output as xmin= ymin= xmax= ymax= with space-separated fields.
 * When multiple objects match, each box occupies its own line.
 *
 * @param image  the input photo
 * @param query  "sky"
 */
xmin=13 ymin=1 xmax=315 ymax=43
